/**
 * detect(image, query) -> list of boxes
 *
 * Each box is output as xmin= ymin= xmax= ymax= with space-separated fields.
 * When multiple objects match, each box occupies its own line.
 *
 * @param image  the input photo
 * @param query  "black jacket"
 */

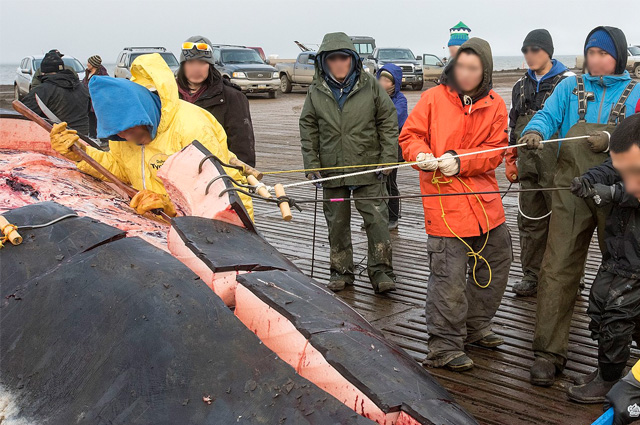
xmin=508 ymin=60 xmax=572 ymax=144
xmin=583 ymin=159 xmax=640 ymax=278
xmin=179 ymin=79 xmax=256 ymax=167
xmin=23 ymin=70 xmax=90 ymax=135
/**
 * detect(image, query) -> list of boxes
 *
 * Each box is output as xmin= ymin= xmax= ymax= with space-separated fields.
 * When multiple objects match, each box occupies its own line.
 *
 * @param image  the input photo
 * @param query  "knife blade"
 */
xmin=35 ymin=94 xmax=104 ymax=150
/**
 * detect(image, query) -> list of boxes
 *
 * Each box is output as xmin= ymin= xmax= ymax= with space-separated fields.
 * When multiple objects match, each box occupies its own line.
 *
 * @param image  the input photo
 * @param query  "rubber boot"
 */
xmin=444 ymin=354 xmax=474 ymax=372
xmin=530 ymin=357 xmax=557 ymax=387
xmin=474 ymin=332 xmax=504 ymax=348
xmin=513 ymin=279 xmax=537 ymax=297
xmin=373 ymin=274 xmax=396 ymax=294
xmin=327 ymin=273 xmax=353 ymax=292
xmin=573 ymin=368 xmax=598 ymax=386
xmin=567 ymin=370 xmax=618 ymax=404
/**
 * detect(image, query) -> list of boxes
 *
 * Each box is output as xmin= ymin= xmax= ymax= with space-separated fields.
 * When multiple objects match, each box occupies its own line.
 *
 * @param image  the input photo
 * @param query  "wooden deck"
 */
xmin=246 ymin=82 xmax=630 ymax=425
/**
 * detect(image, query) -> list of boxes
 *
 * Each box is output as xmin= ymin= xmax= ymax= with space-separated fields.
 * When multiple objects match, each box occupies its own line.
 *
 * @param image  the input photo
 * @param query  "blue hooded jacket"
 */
xmin=523 ymin=26 xmax=640 ymax=140
xmin=526 ymin=59 xmax=569 ymax=92
xmin=89 ymin=76 xmax=162 ymax=140
xmin=377 ymin=63 xmax=408 ymax=129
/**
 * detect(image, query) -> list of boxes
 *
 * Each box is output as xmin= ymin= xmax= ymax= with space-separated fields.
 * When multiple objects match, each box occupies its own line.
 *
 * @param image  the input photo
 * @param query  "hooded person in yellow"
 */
xmin=48 ymin=53 xmax=253 ymax=219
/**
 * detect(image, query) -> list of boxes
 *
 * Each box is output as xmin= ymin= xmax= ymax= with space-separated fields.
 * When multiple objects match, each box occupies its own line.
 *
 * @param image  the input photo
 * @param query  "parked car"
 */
xmin=14 ymin=55 xmax=85 ymax=100
xmin=211 ymin=45 xmax=279 ymax=98
xmin=576 ymin=45 xmax=640 ymax=78
xmin=277 ymin=51 xmax=371 ymax=93
xmin=363 ymin=47 xmax=424 ymax=90
xmin=421 ymin=54 xmax=446 ymax=81
xmin=350 ymin=36 xmax=376 ymax=66
xmin=114 ymin=47 xmax=179 ymax=79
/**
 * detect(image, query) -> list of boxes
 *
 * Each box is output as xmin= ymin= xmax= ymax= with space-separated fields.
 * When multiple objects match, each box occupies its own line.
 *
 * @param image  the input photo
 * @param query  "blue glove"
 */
xmin=375 ymin=166 xmax=391 ymax=181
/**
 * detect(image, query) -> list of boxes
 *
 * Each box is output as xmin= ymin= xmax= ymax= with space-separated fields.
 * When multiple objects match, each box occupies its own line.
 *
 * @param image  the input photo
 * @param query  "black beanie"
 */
xmin=41 ymin=51 xmax=64 ymax=73
xmin=522 ymin=29 xmax=554 ymax=58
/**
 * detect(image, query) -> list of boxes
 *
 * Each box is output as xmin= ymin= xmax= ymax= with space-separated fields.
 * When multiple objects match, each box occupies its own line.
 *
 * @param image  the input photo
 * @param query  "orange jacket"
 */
xmin=399 ymin=84 xmax=508 ymax=237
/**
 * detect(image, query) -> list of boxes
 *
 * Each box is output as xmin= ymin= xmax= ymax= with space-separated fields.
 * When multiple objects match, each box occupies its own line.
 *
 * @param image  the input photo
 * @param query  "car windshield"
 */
xmin=221 ymin=49 xmax=264 ymax=64
xmin=378 ymin=49 xmax=415 ymax=61
xmin=629 ymin=46 xmax=640 ymax=56
xmin=130 ymin=52 xmax=179 ymax=67
xmin=34 ymin=57 xmax=85 ymax=73
xmin=353 ymin=43 xmax=374 ymax=55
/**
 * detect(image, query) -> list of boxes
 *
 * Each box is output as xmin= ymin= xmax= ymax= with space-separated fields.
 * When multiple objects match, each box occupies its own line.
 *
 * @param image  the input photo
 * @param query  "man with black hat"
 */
xmin=23 ymin=50 xmax=90 ymax=135
xmin=31 ymin=49 xmax=78 ymax=90
xmin=504 ymin=29 xmax=573 ymax=296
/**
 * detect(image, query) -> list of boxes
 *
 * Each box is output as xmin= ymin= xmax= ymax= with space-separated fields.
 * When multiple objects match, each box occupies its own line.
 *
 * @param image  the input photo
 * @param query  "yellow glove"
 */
xmin=129 ymin=190 xmax=177 ymax=217
xmin=50 ymin=122 xmax=85 ymax=162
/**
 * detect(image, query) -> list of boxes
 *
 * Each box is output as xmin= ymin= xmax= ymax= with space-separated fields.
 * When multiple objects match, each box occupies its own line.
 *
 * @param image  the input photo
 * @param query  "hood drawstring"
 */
xmin=463 ymin=95 xmax=474 ymax=114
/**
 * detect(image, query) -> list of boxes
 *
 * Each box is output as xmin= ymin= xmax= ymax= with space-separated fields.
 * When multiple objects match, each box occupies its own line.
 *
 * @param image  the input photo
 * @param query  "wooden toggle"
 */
xmin=247 ymin=175 xmax=271 ymax=198
xmin=274 ymin=184 xmax=292 ymax=222
xmin=229 ymin=157 xmax=263 ymax=181
xmin=0 ymin=215 xmax=23 ymax=246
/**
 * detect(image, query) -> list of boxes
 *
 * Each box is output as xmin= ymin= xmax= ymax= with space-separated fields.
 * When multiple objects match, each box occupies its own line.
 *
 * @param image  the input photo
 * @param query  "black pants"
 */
xmin=589 ymin=268 xmax=640 ymax=381
xmin=385 ymin=167 xmax=400 ymax=223
xmin=88 ymin=110 xmax=97 ymax=138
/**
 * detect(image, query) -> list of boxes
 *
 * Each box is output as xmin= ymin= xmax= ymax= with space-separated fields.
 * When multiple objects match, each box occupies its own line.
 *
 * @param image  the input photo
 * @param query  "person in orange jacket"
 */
xmin=399 ymin=37 xmax=512 ymax=372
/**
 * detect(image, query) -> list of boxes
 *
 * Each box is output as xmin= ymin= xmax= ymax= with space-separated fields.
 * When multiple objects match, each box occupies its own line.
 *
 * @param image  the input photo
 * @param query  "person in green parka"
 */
xmin=299 ymin=31 xmax=398 ymax=294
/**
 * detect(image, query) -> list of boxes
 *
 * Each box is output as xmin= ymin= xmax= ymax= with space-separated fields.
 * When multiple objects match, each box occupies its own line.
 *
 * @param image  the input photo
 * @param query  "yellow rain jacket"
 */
xmin=78 ymin=53 xmax=253 ymax=218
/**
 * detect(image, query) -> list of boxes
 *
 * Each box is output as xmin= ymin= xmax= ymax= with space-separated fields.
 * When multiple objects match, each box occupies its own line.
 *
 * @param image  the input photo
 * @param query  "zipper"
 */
xmin=597 ymin=76 xmax=606 ymax=124
xmin=141 ymin=145 xmax=146 ymax=190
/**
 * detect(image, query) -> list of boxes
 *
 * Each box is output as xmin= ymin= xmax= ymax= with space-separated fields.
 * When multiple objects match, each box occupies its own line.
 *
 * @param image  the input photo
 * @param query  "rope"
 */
xmin=278 ymin=135 xmax=588 ymax=189
xmin=432 ymin=171 xmax=492 ymax=288
xmin=0 ymin=223 xmax=18 ymax=248
xmin=517 ymin=191 xmax=552 ymax=221
xmin=311 ymin=186 xmax=318 ymax=279
xmin=287 ymin=187 xmax=570 ymax=204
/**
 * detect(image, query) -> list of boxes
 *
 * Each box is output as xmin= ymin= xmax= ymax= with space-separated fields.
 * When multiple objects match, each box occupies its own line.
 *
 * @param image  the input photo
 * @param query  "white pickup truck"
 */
xmin=576 ymin=45 xmax=640 ymax=78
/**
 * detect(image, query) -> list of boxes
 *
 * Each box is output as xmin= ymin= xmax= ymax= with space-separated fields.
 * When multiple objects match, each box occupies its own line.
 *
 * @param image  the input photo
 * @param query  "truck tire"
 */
xmin=268 ymin=90 xmax=278 ymax=99
xmin=412 ymin=82 xmax=424 ymax=91
xmin=634 ymin=63 xmax=640 ymax=79
xmin=280 ymin=74 xmax=292 ymax=93
xmin=13 ymin=84 xmax=20 ymax=101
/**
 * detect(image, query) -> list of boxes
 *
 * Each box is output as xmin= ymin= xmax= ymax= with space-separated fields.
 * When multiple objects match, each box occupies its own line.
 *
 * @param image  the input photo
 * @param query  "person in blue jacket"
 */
xmin=519 ymin=26 xmax=640 ymax=389
xmin=377 ymin=63 xmax=408 ymax=230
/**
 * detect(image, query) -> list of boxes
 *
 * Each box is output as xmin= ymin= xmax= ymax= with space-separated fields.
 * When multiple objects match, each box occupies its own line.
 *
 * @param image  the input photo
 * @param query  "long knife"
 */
xmin=35 ymin=94 xmax=104 ymax=150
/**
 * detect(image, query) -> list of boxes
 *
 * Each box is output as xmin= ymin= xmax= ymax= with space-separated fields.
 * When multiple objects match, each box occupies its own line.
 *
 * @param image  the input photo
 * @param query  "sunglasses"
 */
xmin=521 ymin=46 xmax=542 ymax=54
xmin=182 ymin=42 xmax=212 ymax=52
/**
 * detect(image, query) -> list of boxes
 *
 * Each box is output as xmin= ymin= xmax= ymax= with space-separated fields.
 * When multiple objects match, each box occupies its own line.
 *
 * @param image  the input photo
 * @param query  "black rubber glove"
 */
xmin=570 ymin=177 xmax=594 ymax=198
xmin=591 ymin=183 xmax=616 ymax=206
xmin=605 ymin=369 xmax=640 ymax=425
xmin=306 ymin=171 xmax=322 ymax=189
xmin=518 ymin=132 xmax=544 ymax=150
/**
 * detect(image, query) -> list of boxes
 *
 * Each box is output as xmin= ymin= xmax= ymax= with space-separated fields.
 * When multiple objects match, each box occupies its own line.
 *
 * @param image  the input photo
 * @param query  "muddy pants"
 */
xmin=323 ymin=184 xmax=394 ymax=288
xmin=588 ymin=269 xmax=640 ymax=381
xmin=516 ymin=144 xmax=557 ymax=284
xmin=425 ymin=223 xmax=512 ymax=365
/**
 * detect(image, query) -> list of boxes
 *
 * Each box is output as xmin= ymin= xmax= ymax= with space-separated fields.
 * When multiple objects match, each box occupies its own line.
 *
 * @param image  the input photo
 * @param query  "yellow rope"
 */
xmin=262 ymin=161 xmax=408 ymax=175
xmin=431 ymin=171 xmax=492 ymax=289
xmin=0 ymin=223 xmax=18 ymax=250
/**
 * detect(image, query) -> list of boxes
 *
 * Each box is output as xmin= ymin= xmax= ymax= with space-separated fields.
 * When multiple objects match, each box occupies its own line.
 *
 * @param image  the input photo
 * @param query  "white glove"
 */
xmin=416 ymin=152 xmax=437 ymax=171
xmin=438 ymin=152 xmax=459 ymax=176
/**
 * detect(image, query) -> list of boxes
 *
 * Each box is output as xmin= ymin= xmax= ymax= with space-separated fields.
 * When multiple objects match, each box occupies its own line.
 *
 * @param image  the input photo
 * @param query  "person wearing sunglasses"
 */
xmin=504 ymin=29 xmax=573 ymax=298
xmin=519 ymin=26 xmax=640 ymax=391
xmin=177 ymin=36 xmax=256 ymax=167
xmin=299 ymin=32 xmax=399 ymax=294
xmin=47 ymin=52 xmax=253 ymax=219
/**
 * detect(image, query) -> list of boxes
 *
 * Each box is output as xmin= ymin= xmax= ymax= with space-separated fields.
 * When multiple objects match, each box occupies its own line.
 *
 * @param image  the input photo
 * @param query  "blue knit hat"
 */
xmin=448 ymin=21 xmax=471 ymax=47
xmin=584 ymin=29 xmax=617 ymax=59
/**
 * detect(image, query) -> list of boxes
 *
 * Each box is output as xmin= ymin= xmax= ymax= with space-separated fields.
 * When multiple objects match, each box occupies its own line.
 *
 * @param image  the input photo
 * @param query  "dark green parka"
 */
xmin=299 ymin=32 xmax=399 ymax=188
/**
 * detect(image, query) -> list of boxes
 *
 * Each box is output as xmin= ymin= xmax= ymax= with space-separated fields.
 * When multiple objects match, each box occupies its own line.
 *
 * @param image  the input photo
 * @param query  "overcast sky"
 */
xmin=1 ymin=0 xmax=639 ymax=64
